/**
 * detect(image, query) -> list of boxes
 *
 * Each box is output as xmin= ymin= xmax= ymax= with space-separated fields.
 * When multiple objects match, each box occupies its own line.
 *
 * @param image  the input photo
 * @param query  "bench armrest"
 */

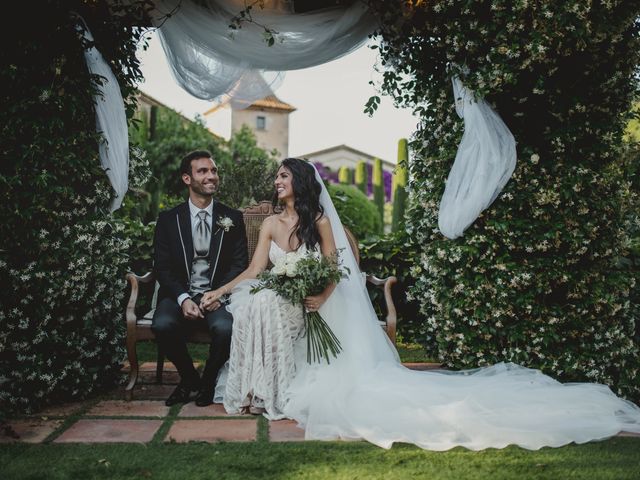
xmin=366 ymin=275 xmax=398 ymax=344
xmin=125 ymin=272 xmax=155 ymax=330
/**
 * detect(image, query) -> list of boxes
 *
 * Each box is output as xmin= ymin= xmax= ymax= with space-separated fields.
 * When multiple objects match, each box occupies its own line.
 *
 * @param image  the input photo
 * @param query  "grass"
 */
xmin=1 ymin=438 xmax=639 ymax=480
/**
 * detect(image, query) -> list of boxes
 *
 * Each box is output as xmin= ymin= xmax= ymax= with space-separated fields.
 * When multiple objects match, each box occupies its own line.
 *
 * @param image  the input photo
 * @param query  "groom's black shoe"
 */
xmin=195 ymin=388 xmax=214 ymax=407
xmin=165 ymin=381 xmax=199 ymax=407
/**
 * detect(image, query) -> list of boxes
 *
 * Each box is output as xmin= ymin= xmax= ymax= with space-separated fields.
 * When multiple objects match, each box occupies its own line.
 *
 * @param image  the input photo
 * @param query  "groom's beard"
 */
xmin=190 ymin=181 xmax=218 ymax=197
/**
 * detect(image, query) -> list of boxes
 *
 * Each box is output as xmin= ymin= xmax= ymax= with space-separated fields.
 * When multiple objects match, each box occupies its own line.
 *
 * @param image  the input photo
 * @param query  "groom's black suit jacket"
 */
xmin=153 ymin=200 xmax=248 ymax=303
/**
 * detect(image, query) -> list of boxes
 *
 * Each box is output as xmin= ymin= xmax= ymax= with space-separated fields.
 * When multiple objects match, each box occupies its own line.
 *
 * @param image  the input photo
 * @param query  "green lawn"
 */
xmin=2 ymin=438 xmax=639 ymax=480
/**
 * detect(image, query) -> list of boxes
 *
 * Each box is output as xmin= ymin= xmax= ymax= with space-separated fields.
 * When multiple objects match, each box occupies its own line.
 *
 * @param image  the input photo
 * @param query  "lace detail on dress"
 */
xmin=222 ymin=241 xmax=306 ymax=419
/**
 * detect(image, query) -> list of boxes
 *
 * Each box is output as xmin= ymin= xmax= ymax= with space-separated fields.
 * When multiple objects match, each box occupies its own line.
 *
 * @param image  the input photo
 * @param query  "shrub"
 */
xmin=0 ymin=0 xmax=151 ymax=415
xmin=359 ymin=231 xmax=422 ymax=343
xmin=369 ymin=0 xmax=640 ymax=401
xmin=328 ymin=183 xmax=382 ymax=239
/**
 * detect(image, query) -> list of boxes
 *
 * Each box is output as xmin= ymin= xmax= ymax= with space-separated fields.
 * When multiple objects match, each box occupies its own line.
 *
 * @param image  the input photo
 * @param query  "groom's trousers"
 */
xmin=151 ymin=297 xmax=233 ymax=391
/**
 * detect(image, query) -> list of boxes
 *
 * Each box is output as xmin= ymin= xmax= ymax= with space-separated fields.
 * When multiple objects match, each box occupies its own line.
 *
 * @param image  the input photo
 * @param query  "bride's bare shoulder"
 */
xmin=316 ymin=215 xmax=332 ymax=233
xmin=260 ymin=215 xmax=278 ymax=233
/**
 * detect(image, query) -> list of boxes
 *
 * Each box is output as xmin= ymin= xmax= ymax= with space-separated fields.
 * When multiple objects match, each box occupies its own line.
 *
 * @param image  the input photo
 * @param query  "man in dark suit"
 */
xmin=152 ymin=150 xmax=248 ymax=407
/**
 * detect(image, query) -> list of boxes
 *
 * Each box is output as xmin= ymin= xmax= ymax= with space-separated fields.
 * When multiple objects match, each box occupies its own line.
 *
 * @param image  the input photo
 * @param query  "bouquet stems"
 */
xmin=304 ymin=310 xmax=342 ymax=364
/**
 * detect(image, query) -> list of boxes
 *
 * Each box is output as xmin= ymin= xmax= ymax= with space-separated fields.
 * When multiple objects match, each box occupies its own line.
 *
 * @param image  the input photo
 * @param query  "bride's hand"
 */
xmin=304 ymin=294 xmax=326 ymax=313
xmin=201 ymin=289 xmax=224 ymax=310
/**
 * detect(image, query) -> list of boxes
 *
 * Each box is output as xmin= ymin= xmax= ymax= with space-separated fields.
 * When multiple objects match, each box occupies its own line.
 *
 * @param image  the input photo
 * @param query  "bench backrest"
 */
xmin=241 ymin=201 xmax=275 ymax=260
xmin=241 ymin=201 xmax=360 ymax=264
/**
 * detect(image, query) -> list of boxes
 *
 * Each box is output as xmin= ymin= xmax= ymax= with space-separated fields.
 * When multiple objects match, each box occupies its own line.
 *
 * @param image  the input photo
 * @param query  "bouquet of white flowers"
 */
xmin=251 ymin=249 xmax=348 ymax=364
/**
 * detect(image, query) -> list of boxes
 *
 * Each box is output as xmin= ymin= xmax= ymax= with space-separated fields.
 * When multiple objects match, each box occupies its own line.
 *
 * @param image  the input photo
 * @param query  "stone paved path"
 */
xmin=2 ymin=362 xmax=638 ymax=444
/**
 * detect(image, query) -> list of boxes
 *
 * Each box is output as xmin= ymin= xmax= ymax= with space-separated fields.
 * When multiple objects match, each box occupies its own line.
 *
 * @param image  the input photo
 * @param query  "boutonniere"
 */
xmin=216 ymin=216 xmax=234 ymax=232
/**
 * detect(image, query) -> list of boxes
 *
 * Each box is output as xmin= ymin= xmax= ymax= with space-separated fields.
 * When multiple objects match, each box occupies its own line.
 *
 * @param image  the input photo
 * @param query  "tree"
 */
xmin=128 ymin=106 xmax=228 ymax=222
xmin=372 ymin=158 xmax=385 ymax=226
xmin=224 ymin=125 xmax=280 ymax=208
xmin=355 ymin=160 xmax=368 ymax=194
xmin=391 ymin=138 xmax=409 ymax=232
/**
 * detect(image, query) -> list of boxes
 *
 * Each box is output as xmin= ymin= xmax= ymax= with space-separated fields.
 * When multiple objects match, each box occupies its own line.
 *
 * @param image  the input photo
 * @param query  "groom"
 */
xmin=151 ymin=150 xmax=248 ymax=407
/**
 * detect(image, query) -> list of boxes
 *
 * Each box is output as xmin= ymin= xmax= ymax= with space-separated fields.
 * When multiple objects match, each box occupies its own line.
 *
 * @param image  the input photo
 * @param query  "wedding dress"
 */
xmin=220 ymin=166 xmax=640 ymax=450
xmin=221 ymin=241 xmax=308 ymax=419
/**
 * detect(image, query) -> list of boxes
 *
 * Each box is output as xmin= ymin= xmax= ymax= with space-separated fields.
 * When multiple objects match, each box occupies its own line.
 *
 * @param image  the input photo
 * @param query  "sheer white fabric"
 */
xmin=221 ymin=241 xmax=306 ymax=420
xmin=438 ymin=77 xmax=517 ymax=239
xmin=151 ymin=0 xmax=376 ymax=106
xmin=279 ymin=164 xmax=640 ymax=450
xmin=78 ymin=20 xmax=129 ymax=211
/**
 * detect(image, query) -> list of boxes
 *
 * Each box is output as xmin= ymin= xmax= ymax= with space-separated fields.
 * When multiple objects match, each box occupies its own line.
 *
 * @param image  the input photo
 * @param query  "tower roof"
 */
xmin=203 ymin=94 xmax=296 ymax=116
xmin=247 ymin=94 xmax=296 ymax=112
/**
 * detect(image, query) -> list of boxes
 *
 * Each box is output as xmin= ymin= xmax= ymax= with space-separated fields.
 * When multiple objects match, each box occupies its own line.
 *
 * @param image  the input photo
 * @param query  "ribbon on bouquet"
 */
xmin=438 ymin=77 xmax=517 ymax=239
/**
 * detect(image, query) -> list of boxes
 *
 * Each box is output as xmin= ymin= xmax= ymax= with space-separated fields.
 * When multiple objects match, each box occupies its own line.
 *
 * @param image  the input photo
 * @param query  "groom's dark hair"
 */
xmin=180 ymin=150 xmax=213 ymax=176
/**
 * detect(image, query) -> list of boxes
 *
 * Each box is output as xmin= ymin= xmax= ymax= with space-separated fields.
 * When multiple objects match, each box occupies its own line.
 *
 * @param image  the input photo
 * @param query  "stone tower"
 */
xmin=230 ymin=94 xmax=296 ymax=157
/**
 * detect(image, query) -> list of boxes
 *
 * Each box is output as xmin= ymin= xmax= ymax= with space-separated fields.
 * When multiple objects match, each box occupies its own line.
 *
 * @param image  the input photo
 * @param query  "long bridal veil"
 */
xmin=281 ymin=164 xmax=640 ymax=450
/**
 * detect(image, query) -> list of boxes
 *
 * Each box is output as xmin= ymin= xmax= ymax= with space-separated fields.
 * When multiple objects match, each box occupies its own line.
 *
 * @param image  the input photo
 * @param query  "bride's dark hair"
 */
xmin=272 ymin=158 xmax=324 ymax=250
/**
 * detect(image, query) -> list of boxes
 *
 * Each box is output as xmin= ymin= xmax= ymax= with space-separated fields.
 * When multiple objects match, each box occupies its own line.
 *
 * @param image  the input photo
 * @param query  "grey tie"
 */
xmin=194 ymin=210 xmax=211 ymax=256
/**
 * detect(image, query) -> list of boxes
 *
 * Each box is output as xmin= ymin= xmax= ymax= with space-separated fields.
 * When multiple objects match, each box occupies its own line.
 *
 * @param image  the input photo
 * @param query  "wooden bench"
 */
xmin=124 ymin=201 xmax=397 ymax=399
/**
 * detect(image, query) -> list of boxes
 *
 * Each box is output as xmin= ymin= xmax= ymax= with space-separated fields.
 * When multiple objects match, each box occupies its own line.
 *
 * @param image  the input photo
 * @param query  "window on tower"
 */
xmin=256 ymin=116 xmax=266 ymax=130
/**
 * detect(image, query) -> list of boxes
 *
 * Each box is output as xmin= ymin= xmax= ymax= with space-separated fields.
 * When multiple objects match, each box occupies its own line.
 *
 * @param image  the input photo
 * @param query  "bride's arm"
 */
xmin=200 ymin=216 xmax=274 ymax=310
xmin=303 ymin=216 xmax=338 ymax=313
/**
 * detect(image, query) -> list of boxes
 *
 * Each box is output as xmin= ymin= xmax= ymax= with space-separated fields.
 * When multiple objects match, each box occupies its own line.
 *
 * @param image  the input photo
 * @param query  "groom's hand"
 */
xmin=181 ymin=299 xmax=204 ymax=320
xmin=201 ymin=289 xmax=223 ymax=310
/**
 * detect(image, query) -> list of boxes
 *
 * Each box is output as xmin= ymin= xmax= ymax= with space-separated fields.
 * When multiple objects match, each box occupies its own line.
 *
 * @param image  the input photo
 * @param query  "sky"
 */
xmin=136 ymin=32 xmax=419 ymax=163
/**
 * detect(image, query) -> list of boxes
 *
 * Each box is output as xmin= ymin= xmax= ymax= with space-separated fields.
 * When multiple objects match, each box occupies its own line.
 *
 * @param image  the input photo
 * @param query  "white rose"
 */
xmin=272 ymin=257 xmax=287 ymax=276
xmin=285 ymin=262 xmax=298 ymax=277
xmin=285 ymin=251 xmax=301 ymax=264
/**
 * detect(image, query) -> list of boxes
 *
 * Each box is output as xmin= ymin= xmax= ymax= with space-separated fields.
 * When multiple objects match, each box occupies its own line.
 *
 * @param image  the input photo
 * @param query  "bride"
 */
xmin=201 ymin=158 xmax=640 ymax=450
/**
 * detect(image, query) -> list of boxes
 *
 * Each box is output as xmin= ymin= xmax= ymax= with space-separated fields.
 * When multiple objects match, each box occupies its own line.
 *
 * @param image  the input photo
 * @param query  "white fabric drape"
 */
xmin=78 ymin=20 xmax=129 ymax=211
xmin=152 ymin=0 xmax=376 ymax=106
xmin=438 ymin=77 xmax=517 ymax=239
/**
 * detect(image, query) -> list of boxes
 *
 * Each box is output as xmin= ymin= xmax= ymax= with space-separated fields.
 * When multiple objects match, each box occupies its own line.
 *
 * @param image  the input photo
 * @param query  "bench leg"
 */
xmin=124 ymin=336 xmax=139 ymax=401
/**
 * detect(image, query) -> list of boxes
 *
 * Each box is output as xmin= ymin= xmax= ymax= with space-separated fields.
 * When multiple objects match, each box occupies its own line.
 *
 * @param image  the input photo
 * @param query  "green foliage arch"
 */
xmin=368 ymin=0 xmax=640 ymax=400
xmin=0 ymin=0 xmax=151 ymax=415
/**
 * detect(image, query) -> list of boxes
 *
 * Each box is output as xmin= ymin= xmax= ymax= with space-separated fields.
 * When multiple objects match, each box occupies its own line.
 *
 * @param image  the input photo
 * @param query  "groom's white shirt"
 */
xmin=177 ymin=198 xmax=214 ymax=306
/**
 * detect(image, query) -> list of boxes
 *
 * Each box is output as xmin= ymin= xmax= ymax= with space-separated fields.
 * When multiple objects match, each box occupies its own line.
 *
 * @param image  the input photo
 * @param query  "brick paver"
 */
xmin=54 ymin=419 xmax=162 ymax=443
xmin=87 ymin=400 xmax=169 ymax=417
xmin=8 ymin=362 xmax=637 ymax=446
xmin=125 ymin=384 xmax=177 ymax=400
xmin=402 ymin=362 xmax=443 ymax=371
xmin=178 ymin=402 xmax=230 ymax=417
xmin=269 ymin=419 xmax=305 ymax=442
xmin=0 ymin=419 xmax=62 ymax=443
xmin=166 ymin=419 xmax=257 ymax=443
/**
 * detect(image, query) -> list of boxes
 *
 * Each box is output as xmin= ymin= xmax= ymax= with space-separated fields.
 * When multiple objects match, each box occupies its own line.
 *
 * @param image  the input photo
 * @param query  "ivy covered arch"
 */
xmin=368 ymin=1 xmax=640 ymax=400
xmin=2 ymin=0 xmax=639 ymax=415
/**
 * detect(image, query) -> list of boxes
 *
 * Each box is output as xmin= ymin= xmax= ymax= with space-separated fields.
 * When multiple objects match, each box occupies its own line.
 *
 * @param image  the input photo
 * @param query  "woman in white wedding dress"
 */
xmin=202 ymin=158 xmax=337 ymax=419
xmin=202 ymin=158 xmax=640 ymax=450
